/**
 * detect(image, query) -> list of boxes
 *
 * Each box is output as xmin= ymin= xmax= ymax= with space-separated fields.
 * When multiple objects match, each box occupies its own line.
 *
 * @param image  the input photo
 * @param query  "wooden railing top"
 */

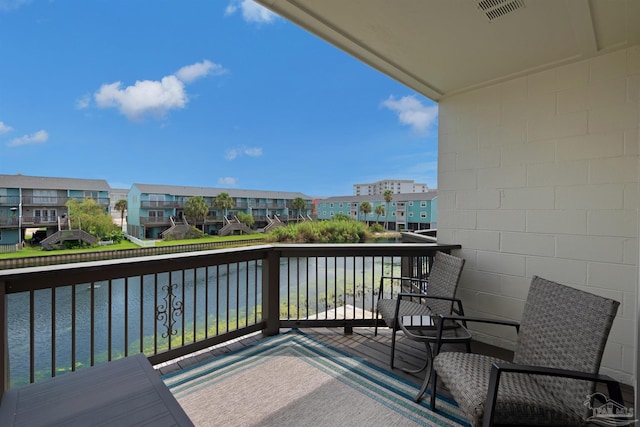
xmin=0 ymin=243 xmax=460 ymax=292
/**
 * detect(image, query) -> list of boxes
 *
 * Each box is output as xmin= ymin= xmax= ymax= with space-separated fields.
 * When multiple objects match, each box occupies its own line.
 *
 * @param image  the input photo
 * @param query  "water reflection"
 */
xmin=7 ymin=256 xmax=401 ymax=386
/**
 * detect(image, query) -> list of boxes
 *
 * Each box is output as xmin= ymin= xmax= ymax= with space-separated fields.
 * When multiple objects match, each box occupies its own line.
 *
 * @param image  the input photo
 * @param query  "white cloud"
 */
xmin=0 ymin=121 xmax=13 ymax=134
xmin=8 ymin=130 xmax=48 ymax=147
xmin=218 ymin=177 xmax=238 ymax=186
xmin=95 ymin=76 xmax=187 ymax=121
xmin=381 ymin=95 xmax=438 ymax=134
xmin=225 ymin=146 xmax=263 ymax=160
xmin=175 ymin=60 xmax=227 ymax=84
xmin=93 ymin=60 xmax=224 ymax=121
xmin=225 ymin=0 xmax=278 ymax=24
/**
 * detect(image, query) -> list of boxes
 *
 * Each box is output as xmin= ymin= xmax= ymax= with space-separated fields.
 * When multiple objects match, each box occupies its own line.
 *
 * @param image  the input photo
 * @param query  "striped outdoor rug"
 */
xmin=163 ymin=330 xmax=469 ymax=426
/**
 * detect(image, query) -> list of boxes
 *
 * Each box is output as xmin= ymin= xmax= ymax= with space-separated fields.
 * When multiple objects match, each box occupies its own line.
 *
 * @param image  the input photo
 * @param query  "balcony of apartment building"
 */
xmin=20 ymin=195 xmax=70 ymax=206
xmin=0 ymin=196 xmax=21 ymax=207
xmin=20 ymin=215 xmax=59 ymax=226
xmin=0 ymin=242 xmax=634 ymax=425
xmin=140 ymin=200 xmax=183 ymax=209
xmin=68 ymin=196 xmax=110 ymax=206
xmin=0 ymin=217 xmax=19 ymax=228
xmin=140 ymin=215 xmax=172 ymax=226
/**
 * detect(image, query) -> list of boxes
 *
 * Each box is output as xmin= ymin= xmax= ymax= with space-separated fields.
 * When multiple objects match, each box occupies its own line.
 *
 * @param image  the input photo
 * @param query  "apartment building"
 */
xmin=353 ymin=179 xmax=428 ymax=196
xmin=127 ymin=183 xmax=314 ymax=239
xmin=0 ymin=174 xmax=111 ymax=245
xmin=316 ymin=191 xmax=437 ymax=231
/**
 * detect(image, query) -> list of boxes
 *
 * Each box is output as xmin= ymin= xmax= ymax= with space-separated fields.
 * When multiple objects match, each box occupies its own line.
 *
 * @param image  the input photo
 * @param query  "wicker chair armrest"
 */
xmin=483 ymin=362 xmax=625 ymax=427
xmin=437 ymin=314 xmax=520 ymax=331
xmin=398 ymin=293 xmax=466 ymax=317
xmin=378 ymin=276 xmax=429 ymax=300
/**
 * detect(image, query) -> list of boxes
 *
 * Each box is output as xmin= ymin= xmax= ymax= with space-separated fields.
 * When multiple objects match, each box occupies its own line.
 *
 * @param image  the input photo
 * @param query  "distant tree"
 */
xmin=383 ymin=190 xmax=393 ymax=229
xmin=237 ymin=212 xmax=255 ymax=234
xmin=114 ymin=199 xmax=127 ymax=229
xmin=359 ymin=201 xmax=372 ymax=224
xmin=184 ymin=196 xmax=209 ymax=232
xmin=66 ymin=198 xmax=119 ymax=239
xmin=374 ymin=205 xmax=385 ymax=224
xmin=214 ymin=193 xmax=234 ymax=218
xmin=292 ymin=197 xmax=307 ymax=219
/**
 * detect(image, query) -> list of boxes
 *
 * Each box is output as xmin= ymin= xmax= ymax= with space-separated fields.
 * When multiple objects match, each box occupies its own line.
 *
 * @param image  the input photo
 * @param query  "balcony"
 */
xmin=0 ymin=218 xmax=19 ymax=228
xmin=20 ymin=216 xmax=58 ymax=226
xmin=140 ymin=216 xmax=172 ymax=225
xmin=140 ymin=201 xmax=183 ymax=208
xmin=0 ymin=242 xmax=634 ymax=424
xmin=0 ymin=243 xmax=454 ymax=389
xmin=0 ymin=196 xmax=21 ymax=206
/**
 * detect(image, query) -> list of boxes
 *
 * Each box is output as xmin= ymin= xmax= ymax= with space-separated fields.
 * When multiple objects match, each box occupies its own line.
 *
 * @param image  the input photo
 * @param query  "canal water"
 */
xmin=7 ymin=255 xmax=402 ymax=387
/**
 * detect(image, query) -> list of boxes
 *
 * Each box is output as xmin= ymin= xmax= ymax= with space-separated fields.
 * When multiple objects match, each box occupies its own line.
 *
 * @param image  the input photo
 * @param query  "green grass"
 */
xmin=0 ymin=234 xmax=267 ymax=260
xmin=155 ymin=234 xmax=265 ymax=247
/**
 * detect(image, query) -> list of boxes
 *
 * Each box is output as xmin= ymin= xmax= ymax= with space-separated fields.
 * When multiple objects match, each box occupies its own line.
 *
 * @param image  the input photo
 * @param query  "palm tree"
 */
xmin=213 ymin=192 xmax=235 ymax=218
xmin=359 ymin=201 xmax=372 ymax=225
xmin=374 ymin=205 xmax=385 ymax=224
xmin=383 ymin=190 xmax=393 ymax=230
xmin=292 ymin=197 xmax=307 ymax=220
xmin=184 ymin=196 xmax=209 ymax=232
xmin=114 ymin=199 xmax=127 ymax=229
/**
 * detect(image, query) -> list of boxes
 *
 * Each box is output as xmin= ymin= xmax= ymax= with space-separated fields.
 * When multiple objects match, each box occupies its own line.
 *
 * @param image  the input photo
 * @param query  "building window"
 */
xmin=421 ymin=212 xmax=427 ymax=218
xmin=33 ymin=190 xmax=56 ymax=204
xmin=409 ymin=212 xmax=414 ymax=217
xmin=408 ymin=201 xmax=414 ymax=206
xmin=421 ymin=201 xmax=427 ymax=207
xmin=149 ymin=210 xmax=164 ymax=218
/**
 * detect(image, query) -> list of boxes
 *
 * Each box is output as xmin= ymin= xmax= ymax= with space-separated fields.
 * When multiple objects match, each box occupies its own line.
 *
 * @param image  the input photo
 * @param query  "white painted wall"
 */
xmin=437 ymin=46 xmax=639 ymax=386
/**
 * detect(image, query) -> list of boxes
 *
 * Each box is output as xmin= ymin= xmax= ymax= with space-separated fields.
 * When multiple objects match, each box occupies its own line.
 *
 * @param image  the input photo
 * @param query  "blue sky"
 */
xmin=0 ymin=0 xmax=438 ymax=198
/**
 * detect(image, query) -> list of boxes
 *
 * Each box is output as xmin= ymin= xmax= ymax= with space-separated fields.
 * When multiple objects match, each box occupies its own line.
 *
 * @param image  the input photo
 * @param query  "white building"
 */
xmin=353 ymin=180 xmax=428 ymax=196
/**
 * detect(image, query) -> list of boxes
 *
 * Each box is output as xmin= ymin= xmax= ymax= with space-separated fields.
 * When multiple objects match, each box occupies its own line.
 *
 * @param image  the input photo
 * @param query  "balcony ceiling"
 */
xmin=255 ymin=0 xmax=640 ymax=101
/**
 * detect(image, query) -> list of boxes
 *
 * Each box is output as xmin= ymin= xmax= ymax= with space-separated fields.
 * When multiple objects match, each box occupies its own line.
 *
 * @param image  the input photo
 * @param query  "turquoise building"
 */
xmin=316 ymin=191 xmax=437 ymax=231
xmin=127 ymin=183 xmax=314 ymax=239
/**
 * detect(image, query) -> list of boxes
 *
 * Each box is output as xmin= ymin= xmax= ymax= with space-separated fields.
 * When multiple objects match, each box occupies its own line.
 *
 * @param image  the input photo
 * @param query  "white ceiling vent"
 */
xmin=476 ymin=0 xmax=525 ymax=22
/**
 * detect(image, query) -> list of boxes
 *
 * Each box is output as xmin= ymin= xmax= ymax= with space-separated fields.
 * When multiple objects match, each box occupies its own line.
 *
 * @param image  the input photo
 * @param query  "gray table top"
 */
xmin=0 ymin=353 xmax=193 ymax=427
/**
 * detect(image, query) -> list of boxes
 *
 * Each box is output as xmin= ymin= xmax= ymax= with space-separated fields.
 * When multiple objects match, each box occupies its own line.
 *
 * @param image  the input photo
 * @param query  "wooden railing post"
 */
xmin=262 ymin=248 xmax=280 ymax=336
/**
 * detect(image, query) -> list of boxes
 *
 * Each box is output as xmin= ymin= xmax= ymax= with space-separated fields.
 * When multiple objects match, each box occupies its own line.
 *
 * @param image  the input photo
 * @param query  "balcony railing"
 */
xmin=140 ymin=201 xmax=183 ymax=208
xmin=0 ymin=242 xmax=459 ymax=400
xmin=0 ymin=196 xmax=21 ymax=206
xmin=20 ymin=216 xmax=58 ymax=225
xmin=140 ymin=216 xmax=172 ymax=225
xmin=0 ymin=218 xmax=19 ymax=227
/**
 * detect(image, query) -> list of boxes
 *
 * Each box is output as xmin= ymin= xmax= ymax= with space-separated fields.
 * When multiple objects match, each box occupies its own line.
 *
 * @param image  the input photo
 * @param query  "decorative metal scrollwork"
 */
xmin=155 ymin=283 xmax=183 ymax=338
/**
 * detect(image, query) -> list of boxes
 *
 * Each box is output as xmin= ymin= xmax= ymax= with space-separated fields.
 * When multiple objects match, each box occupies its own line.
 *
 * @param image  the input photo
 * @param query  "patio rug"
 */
xmin=162 ymin=330 xmax=469 ymax=426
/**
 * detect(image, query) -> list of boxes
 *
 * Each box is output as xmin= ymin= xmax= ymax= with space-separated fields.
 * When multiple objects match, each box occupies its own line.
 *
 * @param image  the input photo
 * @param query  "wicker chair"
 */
xmin=375 ymin=251 xmax=465 ymax=368
xmin=430 ymin=275 xmax=623 ymax=427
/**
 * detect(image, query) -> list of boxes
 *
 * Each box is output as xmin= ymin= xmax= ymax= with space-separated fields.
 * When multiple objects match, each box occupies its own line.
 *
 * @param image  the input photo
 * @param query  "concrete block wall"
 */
xmin=437 ymin=46 xmax=639 ymax=385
